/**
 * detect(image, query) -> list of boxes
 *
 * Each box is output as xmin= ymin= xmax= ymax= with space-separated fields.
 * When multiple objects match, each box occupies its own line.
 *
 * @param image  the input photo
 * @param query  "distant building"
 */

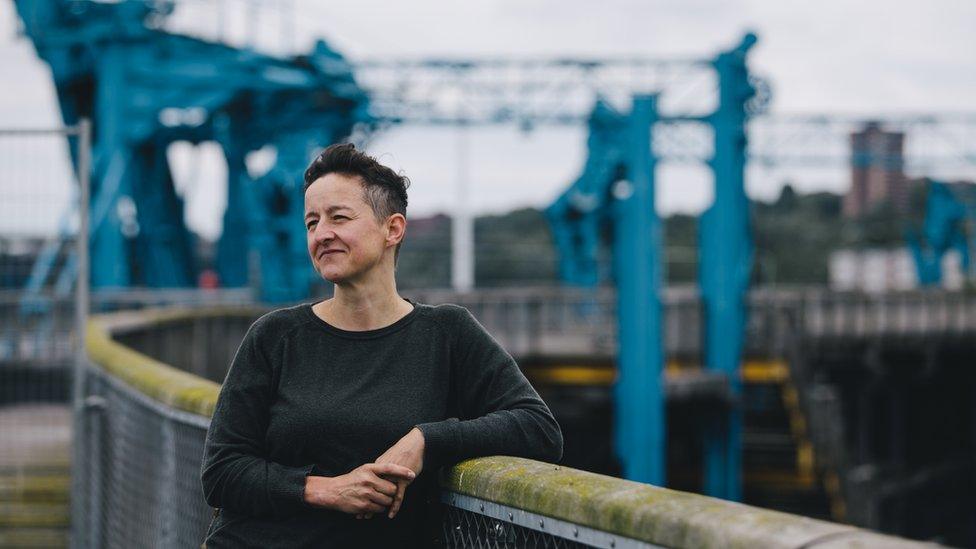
xmin=843 ymin=122 xmax=910 ymax=218
xmin=829 ymin=248 xmax=965 ymax=292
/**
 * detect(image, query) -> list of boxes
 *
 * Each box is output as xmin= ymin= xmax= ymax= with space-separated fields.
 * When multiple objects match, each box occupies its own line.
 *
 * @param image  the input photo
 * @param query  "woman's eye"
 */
xmin=306 ymin=220 xmax=317 ymax=229
xmin=333 ymin=216 xmax=348 ymax=221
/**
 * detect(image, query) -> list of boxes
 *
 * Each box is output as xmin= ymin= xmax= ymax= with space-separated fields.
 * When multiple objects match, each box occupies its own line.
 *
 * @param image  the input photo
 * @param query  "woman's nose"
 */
xmin=314 ymin=224 xmax=336 ymax=243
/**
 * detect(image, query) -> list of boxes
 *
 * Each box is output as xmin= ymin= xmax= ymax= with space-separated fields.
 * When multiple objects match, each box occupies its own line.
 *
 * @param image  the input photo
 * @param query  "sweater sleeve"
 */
xmin=416 ymin=306 xmax=563 ymax=467
xmin=200 ymin=317 xmax=314 ymax=517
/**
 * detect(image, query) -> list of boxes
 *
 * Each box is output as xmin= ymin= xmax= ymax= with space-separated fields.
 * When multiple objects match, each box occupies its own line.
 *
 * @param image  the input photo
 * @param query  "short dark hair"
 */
xmin=303 ymin=143 xmax=410 ymax=263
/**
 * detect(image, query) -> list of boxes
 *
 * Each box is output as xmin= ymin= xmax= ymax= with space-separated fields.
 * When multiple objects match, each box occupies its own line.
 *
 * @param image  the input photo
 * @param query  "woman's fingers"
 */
xmin=367 ymin=490 xmax=394 ymax=507
xmin=370 ymin=476 xmax=399 ymax=497
xmin=369 ymin=462 xmax=415 ymax=481
xmin=358 ymin=500 xmax=385 ymax=514
xmin=388 ymin=479 xmax=408 ymax=519
xmin=344 ymin=462 xmax=417 ymax=519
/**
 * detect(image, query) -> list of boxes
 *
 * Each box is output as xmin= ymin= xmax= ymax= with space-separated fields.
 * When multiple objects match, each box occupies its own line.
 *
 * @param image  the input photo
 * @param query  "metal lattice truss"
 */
xmin=353 ymin=58 xmax=721 ymax=127
xmin=748 ymin=114 xmax=976 ymax=176
xmin=354 ymin=58 xmax=976 ymax=175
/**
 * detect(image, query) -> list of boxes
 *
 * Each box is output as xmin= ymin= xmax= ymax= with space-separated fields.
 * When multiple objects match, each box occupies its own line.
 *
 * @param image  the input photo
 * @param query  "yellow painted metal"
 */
xmin=526 ymin=359 xmax=790 ymax=386
xmin=0 ymin=527 xmax=68 ymax=548
xmin=0 ymin=502 xmax=69 ymax=528
xmin=526 ymin=366 xmax=616 ymax=385
xmin=0 ymin=475 xmax=70 ymax=503
xmin=744 ymin=470 xmax=817 ymax=490
xmin=741 ymin=359 xmax=790 ymax=383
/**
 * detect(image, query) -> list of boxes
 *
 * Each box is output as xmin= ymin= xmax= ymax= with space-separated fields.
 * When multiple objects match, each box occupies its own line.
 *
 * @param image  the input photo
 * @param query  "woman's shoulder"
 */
xmin=414 ymin=302 xmax=474 ymax=325
xmin=246 ymin=303 xmax=313 ymax=342
xmin=412 ymin=302 xmax=488 ymax=340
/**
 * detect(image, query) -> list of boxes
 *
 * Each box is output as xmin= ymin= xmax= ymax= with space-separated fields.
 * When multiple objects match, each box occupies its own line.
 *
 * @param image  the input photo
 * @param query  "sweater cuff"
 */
xmin=416 ymin=418 xmax=460 ymax=467
xmin=268 ymin=462 xmax=316 ymax=515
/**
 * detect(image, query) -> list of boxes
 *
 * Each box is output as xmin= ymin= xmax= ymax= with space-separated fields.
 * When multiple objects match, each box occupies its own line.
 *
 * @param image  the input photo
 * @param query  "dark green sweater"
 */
xmin=200 ymin=299 xmax=563 ymax=548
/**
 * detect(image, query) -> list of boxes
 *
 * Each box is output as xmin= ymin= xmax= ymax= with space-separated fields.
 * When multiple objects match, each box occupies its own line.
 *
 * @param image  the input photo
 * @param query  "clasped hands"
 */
xmin=303 ymin=427 xmax=425 ymax=520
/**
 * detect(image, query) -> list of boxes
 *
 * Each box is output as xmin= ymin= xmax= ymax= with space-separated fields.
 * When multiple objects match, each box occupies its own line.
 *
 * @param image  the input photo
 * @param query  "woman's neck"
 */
xmin=316 ymin=273 xmax=413 ymax=331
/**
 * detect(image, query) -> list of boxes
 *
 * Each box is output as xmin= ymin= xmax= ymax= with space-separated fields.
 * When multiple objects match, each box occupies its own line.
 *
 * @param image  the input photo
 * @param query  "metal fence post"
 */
xmin=71 ymin=118 xmax=92 ymax=549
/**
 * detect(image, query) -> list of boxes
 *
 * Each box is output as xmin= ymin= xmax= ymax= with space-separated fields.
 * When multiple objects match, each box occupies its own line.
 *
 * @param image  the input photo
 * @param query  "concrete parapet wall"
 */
xmin=85 ymin=308 xmax=247 ymax=417
xmin=85 ymin=306 xmax=942 ymax=548
xmin=442 ymin=457 xmax=937 ymax=548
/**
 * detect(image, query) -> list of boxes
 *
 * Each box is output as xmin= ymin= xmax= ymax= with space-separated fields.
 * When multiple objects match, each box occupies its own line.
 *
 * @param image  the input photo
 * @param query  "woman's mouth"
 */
xmin=320 ymin=249 xmax=344 ymax=259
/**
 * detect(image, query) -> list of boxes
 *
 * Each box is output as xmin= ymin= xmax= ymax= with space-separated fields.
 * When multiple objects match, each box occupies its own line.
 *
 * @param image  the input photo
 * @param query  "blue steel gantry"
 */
xmin=14 ymin=0 xmax=368 ymax=303
xmin=544 ymin=35 xmax=758 ymax=498
xmin=545 ymin=96 xmax=666 ymax=485
xmin=16 ymin=0 xmax=976 ymax=505
xmin=698 ymin=34 xmax=755 ymax=500
xmin=909 ymin=181 xmax=972 ymax=286
xmin=357 ymin=41 xmax=976 ymax=500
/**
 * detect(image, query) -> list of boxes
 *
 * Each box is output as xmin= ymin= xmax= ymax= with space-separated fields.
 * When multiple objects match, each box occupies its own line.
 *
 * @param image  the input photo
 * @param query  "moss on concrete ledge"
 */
xmin=85 ymin=311 xmax=233 ymax=418
xmin=440 ymin=457 xmax=935 ymax=548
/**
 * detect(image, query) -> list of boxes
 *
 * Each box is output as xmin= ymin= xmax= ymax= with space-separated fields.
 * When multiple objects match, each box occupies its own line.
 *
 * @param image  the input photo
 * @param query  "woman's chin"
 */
xmin=318 ymin=267 xmax=344 ymax=283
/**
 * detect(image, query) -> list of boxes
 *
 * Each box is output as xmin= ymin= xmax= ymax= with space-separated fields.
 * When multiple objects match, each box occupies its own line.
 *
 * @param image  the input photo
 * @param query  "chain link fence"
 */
xmin=79 ymin=367 xmax=213 ymax=548
xmin=441 ymin=492 xmax=657 ymax=548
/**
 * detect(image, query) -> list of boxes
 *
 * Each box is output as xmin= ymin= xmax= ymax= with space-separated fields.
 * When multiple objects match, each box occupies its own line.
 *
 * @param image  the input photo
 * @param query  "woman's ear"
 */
xmin=386 ymin=213 xmax=407 ymax=247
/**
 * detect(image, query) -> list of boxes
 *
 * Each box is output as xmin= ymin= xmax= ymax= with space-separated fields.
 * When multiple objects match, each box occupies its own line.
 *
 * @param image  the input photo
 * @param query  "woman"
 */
xmin=200 ymin=143 xmax=563 ymax=548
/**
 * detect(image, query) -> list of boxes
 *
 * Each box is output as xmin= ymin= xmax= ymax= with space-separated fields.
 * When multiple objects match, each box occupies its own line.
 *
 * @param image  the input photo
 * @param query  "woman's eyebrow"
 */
xmin=305 ymin=205 xmax=352 ymax=219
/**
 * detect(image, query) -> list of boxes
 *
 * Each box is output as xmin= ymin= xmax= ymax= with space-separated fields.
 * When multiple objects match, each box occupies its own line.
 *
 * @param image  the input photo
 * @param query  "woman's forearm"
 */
xmin=417 ymin=403 xmax=563 ymax=465
xmin=201 ymin=449 xmax=315 ymax=517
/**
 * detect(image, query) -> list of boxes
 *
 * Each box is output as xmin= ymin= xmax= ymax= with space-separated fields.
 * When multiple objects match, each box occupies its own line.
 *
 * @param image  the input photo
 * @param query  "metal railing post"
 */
xmin=71 ymin=118 xmax=92 ymax=549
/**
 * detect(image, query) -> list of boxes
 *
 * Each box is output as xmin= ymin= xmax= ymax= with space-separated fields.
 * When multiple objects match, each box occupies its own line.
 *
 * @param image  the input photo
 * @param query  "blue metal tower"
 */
xmin=546 ymin=96 xmax=665 ymax=485
xmin=15 ymin=0 xmax=368 ymax=303
xmin=546 ymin=34 xmax=759 ymax=497
xmin=546 ymin=100 xmax=629 ymax=287
xmin=699 ymin=33 xmax=757 ymax=502
xmin=909 ymin=180 xmax=971 ymax=286
xmin=613 ymin=96 xmax=665 ymax=485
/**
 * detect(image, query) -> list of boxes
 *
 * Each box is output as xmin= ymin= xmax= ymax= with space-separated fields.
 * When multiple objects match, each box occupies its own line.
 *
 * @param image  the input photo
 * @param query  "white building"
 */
xmin=829 ymin=248 xmax=966 ymax=292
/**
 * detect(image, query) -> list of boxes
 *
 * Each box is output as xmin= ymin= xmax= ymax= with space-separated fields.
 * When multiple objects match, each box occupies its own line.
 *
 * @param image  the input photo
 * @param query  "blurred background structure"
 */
xmin=1 ymin=0 xmax=975 ymax=547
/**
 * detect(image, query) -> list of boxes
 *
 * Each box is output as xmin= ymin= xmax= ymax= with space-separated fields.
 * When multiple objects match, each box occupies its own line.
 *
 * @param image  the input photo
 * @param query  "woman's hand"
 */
xmin=303 ymin=462 xmax=415 ymax=515
xmin=372 ymin=427 xmax=426 ymax=519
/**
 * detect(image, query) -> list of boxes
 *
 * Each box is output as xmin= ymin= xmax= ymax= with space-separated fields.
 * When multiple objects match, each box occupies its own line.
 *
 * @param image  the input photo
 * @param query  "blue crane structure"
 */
xmin=356 ymin=42 xmax=975 ymax=500
xmin=543 ymin=35 xmax=758 ymax=497
xmin=545 ymin=96 xmax=666 ymax=485
xmin=909 ymin=181 xmax=972 ymax=286
xmin=16 ymin=0 xmax=976 ymax=504
xmin=14 ymin=0 xmax=368 ymax=305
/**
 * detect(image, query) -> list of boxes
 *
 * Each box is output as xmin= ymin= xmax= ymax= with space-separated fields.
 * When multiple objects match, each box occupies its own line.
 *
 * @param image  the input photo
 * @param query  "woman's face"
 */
xmin=304 ymin=173 xmax=397 ymax=284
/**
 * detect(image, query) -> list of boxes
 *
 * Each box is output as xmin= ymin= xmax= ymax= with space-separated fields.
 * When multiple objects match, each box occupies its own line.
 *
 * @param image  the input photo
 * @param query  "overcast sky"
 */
xmin=2 ymin=0 xmax=974 ymax=239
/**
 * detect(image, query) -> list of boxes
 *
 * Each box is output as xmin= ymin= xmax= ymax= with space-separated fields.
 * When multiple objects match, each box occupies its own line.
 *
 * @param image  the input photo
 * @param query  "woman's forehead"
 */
xmin=304 ymin=173 xmax=367 ymax=209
